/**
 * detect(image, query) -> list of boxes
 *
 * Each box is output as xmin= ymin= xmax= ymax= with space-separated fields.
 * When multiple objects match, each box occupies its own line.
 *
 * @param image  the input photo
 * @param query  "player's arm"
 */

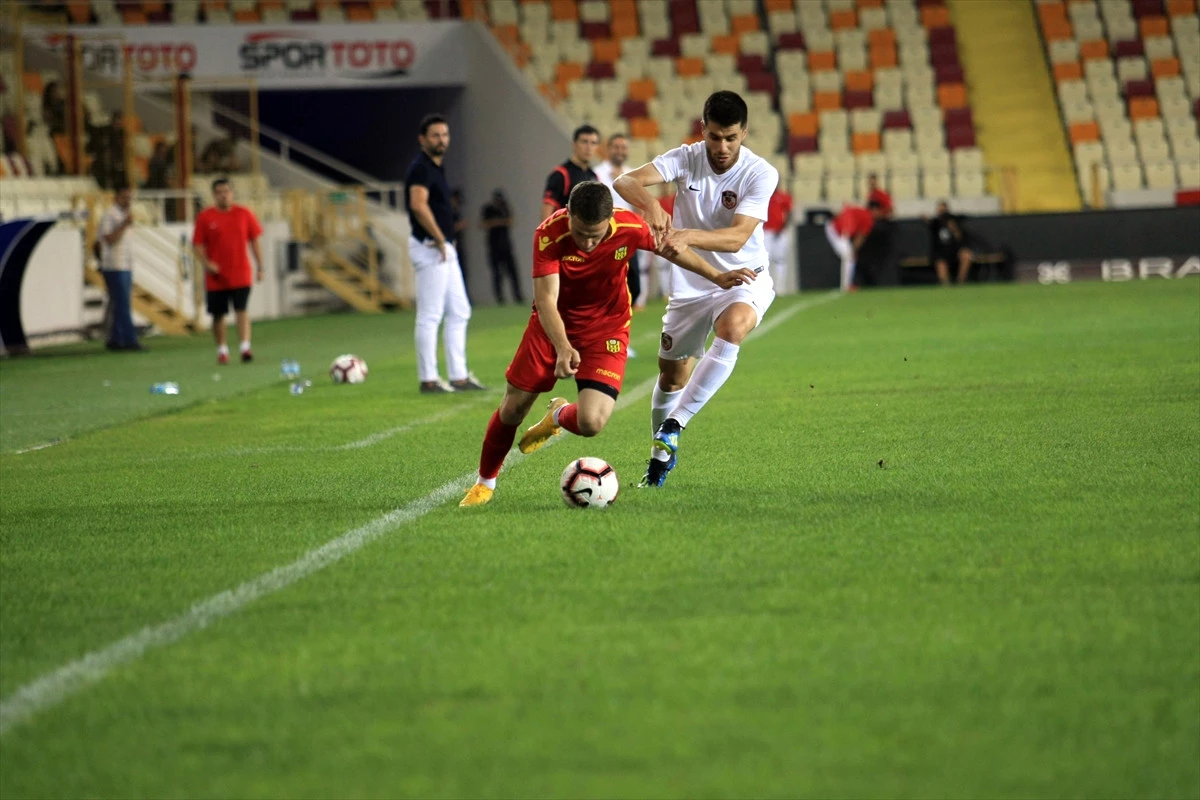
xmin=851 ymin=233 xmax=867 ymax=252
xmin=532 ymin=273 xmax=580 ymax=378
xmin=662 ymin=214 xmax=761 ymax=256
xmin=661 ymin=246 xmax=756 ymax=291
xmin=102 ymin=213 xmax=131 ymax=245
xmin=407 ymin=184 xmax=448 ymax=259
xmin=192 ymin=222 xmax=218 ymax=274
xmin=613 ymin=163 xmax=671 ymax=237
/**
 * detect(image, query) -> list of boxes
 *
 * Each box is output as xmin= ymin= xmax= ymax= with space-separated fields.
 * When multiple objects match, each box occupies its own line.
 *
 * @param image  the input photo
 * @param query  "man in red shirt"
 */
xmin=193 ymin=178 xmax=264 ymax=364
xmin=866 ymin=173 xmax=894 ymax=218
xmin=764 ymin=188 xmax=794 ymax=292
xmin=460 ymin=182 xmax=755 ymax=507
xmin=826 ymin=199 xmax=885 ymax=292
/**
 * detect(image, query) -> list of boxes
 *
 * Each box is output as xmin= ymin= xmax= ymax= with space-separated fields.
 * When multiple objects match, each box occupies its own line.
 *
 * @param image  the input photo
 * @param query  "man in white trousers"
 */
xmin=404 ymin=113 xmax=485 ymax=394
xmin=825 ymin=199 xmax=883 ymax=292
xmin=615 ymin=90 xmax=779 ymax=489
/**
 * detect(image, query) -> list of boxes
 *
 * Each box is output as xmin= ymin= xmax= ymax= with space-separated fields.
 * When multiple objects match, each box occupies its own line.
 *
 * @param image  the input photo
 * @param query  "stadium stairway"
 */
xmin=950 ymin=0 xmax=1083 ymax=211
xmin=303 ymin=250 xmax=405 ymax=314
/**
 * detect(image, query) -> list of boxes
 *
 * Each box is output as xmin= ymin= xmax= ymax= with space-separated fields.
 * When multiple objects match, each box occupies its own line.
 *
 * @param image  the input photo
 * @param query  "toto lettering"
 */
xmin=239 ymin=35 xmax=415 ymax=74
xmin=43 ymin=38 xmax=197 ymax=76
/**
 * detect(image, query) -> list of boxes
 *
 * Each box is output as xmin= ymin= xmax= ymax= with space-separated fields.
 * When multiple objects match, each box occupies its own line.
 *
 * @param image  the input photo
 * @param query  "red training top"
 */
xmin=832 ymin=205 xmax=875 ymax=238
xmin=193 ymin=205 xmax=263 ymax=292
xmin=765 ymin=189 xmax=793 ymax=233
xmin=867 ymin=186 xmax=894 ymax=215
xmin=532 ymin=208 xmax=655 ymax=344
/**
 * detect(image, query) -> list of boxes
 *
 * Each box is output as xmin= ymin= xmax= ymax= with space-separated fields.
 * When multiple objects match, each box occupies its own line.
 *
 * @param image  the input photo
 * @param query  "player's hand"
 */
xmin=659 ymin=228 xmax=690 ymax=259
xmin=554 ymin=346 xmax=581 ymax=379
xmin=438 ymin=241 xmax=449 ymax=262
xmin=646 ymin=203 xmax=672 ymax=244
xmin=713 ymin=268 xmax=757 ymax=290
xmin=256 ymin=268 xmax=264 ymax=283
xmin=204 ymin=260 xmax=220 ymax=275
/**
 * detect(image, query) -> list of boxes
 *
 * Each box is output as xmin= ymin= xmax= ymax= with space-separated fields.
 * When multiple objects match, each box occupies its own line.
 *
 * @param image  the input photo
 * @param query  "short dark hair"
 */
xmin=567 ymin=181 xmax=613 ymax=225
xmin=866 ymin=199 xmax=883 ymax=211
xmin=703 ymin=91 xmax=749 ymax=129
xmin=573 ymin=124 xmax=600 ymax=142
xmin=607 ymin=132 xmax=627 ymax=145
xmin=419 ymin=113 xmax=448 ymax=136
xmin=212 ymin=177 xmax=230 ymax=191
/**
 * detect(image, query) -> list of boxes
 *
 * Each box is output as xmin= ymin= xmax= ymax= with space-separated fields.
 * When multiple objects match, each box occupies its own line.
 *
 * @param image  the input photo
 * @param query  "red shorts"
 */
xmin=505 ymin=317 xmax=629 ymax=397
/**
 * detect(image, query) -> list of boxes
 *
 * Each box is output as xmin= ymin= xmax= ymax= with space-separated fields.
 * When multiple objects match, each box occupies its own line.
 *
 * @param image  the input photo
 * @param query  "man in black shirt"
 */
xmin=481 ymin=189 xmax=524 ymax=304
xmin=540 ymin=124 xmax=600 ymax=221
xmin=927 ymin=201 xmax=975 ymax=285
xmin=404 ymin=113 xmax=484 ymax=394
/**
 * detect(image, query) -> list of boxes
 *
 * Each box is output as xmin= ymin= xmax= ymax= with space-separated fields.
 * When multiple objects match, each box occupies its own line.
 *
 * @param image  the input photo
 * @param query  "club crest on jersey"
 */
xmin=605 ymin=339 xmax=621 ymax=354
xmin=614 ymin=246 xmax=628 ymax=260
xmin=661 ymin=333 xmax=673 ymax=351
xmin=721 ymin=191 xmax=738 ymax=210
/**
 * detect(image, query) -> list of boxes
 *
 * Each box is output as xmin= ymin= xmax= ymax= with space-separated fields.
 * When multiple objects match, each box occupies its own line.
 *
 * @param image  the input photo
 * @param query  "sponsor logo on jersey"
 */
xmin=595 ymin=367 xmax=621 ymax=380
xmin=539 ymin=236 xmax=552 ymax=251
xmin=614 ymin=246 xmax=628 ymax=260
xmin=605 ymin=339 xmax=621 ymax=354
xmin=563 ymin=254 xmax=585 ymax=262
xmin=722 ymin=191 xmax=738 ymax=210
xmin=661 ymin=333 xmax=673 ymax=351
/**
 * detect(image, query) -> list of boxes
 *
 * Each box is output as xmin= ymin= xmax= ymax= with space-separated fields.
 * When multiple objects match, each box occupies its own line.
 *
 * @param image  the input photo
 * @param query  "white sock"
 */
xmin=478 ymin=476 xmax=497 ymax=490
xmin=651 ymin=383 xmax=683 ymax=435
xmin=217 ymin=344 xmax=229 ymax=356
xmin=239 ymin=340 xmax=251 ymax=354
xmin=668 ymin=337 xmax=740 ymax=428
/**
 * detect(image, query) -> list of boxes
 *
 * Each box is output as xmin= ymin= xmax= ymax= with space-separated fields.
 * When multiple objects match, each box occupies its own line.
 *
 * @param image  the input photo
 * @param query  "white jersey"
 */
xmin=593 ymin=160 xmax=635 ymax=212
xmin=97 ymin=205 xmax=133 ymax=271
xmin=652 ymin=141 xmax=778 ymax=300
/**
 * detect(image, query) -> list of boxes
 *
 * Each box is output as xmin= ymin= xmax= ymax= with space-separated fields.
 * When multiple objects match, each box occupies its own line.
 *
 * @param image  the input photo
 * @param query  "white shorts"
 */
xmin=658 ymin=281 xmax=776 ymax=360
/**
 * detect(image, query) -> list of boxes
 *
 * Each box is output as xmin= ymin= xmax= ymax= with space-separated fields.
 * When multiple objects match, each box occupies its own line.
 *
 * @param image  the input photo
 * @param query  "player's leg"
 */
xmin=642 ymin=299 xmax=710 ymax=487
xmin=666 ymin=300 xmax=758 ymax=430
xmin=442 ymin=245 xmax=482 ymax=389
xmin=935 ymin=257 xmax=951 ymax=285
xmin=208 ymin=290 xmax=229 ymax=364
xmin=233 ymin=287 xmax=252 ymax=361
xmin=462 ymin=382 xmax=541 ymax=507
xmin=547 ymin=337 xmax=626 ymax=439
xmin=412 ymin=245 xmax=449 ymax=389
xmin=957 ymin=247 xmax=974 ymax=284
xmin=488 ymin=249 xmax=504 ymax=303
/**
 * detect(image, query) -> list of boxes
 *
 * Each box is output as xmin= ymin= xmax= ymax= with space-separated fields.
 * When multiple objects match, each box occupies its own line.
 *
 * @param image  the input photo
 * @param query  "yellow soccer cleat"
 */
xmin=459 ymin=483 xmax=495 ymax=507
xmin=518 ymin=397 xmax=569 ymax=454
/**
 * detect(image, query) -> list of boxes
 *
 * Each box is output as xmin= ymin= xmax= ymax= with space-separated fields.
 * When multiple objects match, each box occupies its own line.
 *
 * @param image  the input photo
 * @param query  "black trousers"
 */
xmin=488 ymin=246 xmax=524 ymax=303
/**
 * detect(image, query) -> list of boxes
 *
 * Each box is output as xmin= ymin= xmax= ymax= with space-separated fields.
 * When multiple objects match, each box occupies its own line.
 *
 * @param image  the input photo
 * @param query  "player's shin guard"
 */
xmin=651 ymin=383 xmax=683 ymax=435
xmin=478 ymin=410 xmax=519 ymax=487
xmin=668 ymin=337 xmax=740 ymax=428
xmin=555 ymin=403 xmax=582 ymax=436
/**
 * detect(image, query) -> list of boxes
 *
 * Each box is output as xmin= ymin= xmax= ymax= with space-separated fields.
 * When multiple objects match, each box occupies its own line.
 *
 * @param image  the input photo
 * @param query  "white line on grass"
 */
xmin=0 ymin=291 xmax=838 ymax=737
xmin=13 ymin=439 xmax=64 ymax=455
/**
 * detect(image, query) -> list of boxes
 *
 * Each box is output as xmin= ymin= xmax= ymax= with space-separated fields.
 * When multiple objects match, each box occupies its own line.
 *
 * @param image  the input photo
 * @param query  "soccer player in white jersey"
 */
xmin=614 ymin=90 xmax=779 ymax=488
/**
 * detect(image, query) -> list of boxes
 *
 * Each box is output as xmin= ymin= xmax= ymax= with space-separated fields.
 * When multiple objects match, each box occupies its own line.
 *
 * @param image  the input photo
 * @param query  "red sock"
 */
xmin=479 ymin=410 xmax=519 ymax=480
xmin=557 ymin=403 xmax=582 ymax=435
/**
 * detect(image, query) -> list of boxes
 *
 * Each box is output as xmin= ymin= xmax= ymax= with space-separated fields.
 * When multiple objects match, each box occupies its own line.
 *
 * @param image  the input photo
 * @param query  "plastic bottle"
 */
xmin=150 ymin=382 xmax=180 ymax=395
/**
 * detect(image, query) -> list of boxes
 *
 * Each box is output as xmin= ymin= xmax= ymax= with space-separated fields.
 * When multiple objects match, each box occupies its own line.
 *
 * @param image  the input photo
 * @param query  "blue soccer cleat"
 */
xmin=639 ymin=419 xmax=682 ymax=488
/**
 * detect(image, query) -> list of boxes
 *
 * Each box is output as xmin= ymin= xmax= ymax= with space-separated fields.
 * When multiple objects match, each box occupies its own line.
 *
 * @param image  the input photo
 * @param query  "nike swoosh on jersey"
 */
xmin=688 ymin=185 xmax=700 ymax=191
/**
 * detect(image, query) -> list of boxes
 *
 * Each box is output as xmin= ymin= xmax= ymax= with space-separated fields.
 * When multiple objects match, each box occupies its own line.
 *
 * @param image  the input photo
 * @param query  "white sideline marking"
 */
xmin=0 ymin=293 xmax=837 ymax=737
xmin=13 ymin=439 xmax=64 ymax=455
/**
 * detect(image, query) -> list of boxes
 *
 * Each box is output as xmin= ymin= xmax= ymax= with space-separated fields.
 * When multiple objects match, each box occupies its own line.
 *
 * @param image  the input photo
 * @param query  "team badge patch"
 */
xmin=661 ymin=333 xmax=673 ymax=351
xmin=605 ymin=339 xmax=621 ymax=354
xmin=721 ymin=190 xmax=738 ymax=209
xmin=614 ymin=246 xmax=628 ymax=260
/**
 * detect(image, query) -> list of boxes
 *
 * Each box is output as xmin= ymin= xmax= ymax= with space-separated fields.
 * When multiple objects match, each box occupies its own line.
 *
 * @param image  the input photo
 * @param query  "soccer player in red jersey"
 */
xmin=193 ymin=178 xmax=264 ymax=364
xmin=460 ymin=182 xmax=756 ymax=507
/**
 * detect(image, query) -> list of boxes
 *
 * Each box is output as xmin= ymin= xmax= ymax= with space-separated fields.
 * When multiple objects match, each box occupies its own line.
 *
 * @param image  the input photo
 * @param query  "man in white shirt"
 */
xmin=96 ymin=184 xmax=144 ymax=351
xmin=592 ymin=133 xmax=643 ymax=312
xmin=615 ymin=91 xmax=778 ymax=488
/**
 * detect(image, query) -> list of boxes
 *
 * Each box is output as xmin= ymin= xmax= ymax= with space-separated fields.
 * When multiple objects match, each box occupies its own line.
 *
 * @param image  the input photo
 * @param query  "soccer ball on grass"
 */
xmin=330 ymin=354 xmax=368 ymax=384
xmin=560 ymin=457 xmax=619 ymax=508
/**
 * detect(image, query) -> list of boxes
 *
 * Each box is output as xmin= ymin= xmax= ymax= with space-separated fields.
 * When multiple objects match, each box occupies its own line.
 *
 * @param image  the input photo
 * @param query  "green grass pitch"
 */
xmin=1 ymin=280 xmax=1197 ymax=798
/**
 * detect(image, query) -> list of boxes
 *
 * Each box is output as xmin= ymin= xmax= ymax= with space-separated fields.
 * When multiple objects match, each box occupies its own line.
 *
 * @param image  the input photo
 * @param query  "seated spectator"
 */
xmin=42 ymin=81 xmax=66 ymax=136
xmin=144 ymin=141 xmax=171 ymax=190
xmin=925 ymin=201 xmax=975 ymax=286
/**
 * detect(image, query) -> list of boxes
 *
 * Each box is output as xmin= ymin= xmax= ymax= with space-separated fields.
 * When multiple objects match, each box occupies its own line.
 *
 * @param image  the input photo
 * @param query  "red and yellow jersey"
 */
xmin=531 ymin=208 xmax=655 ymax=343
